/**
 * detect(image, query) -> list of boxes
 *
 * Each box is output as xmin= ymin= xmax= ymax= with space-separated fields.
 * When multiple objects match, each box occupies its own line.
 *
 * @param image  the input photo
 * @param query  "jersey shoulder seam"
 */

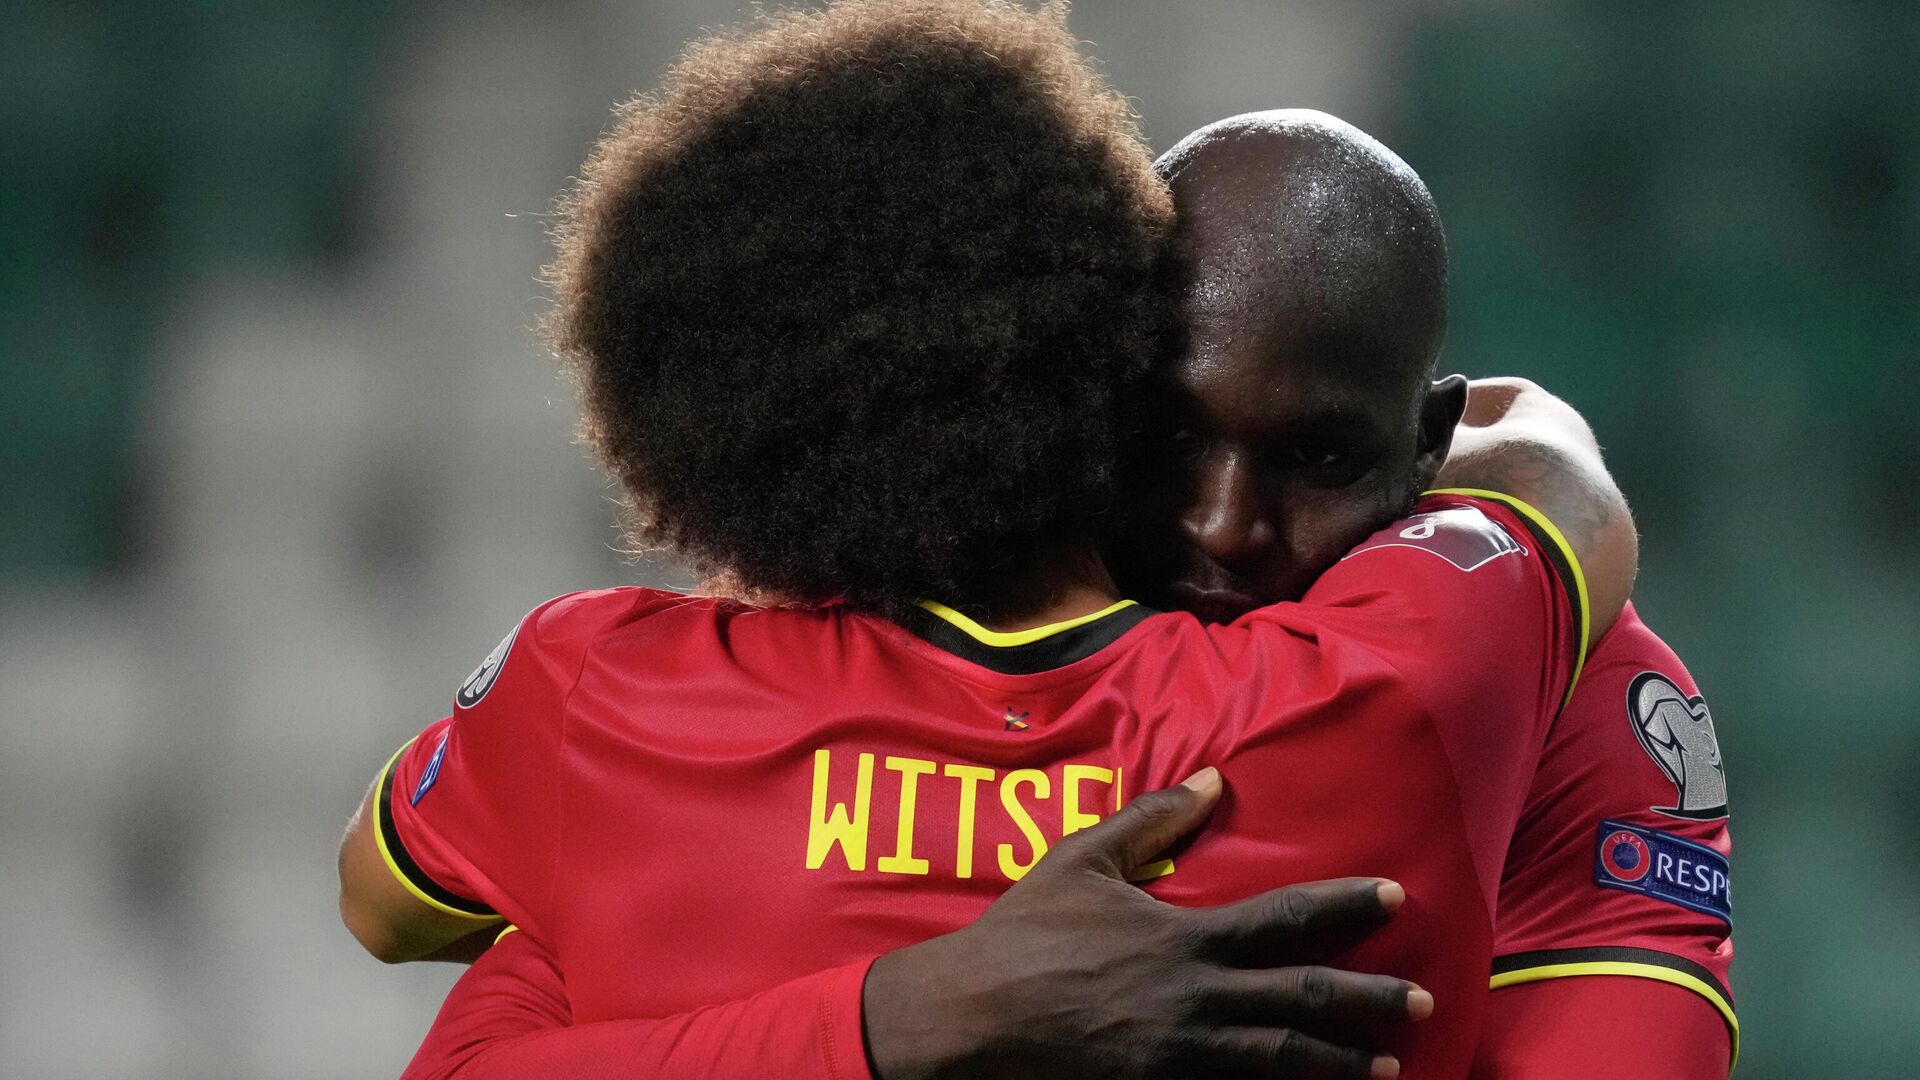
xmin=1423 ymin=488 xmax=1590 ymax=708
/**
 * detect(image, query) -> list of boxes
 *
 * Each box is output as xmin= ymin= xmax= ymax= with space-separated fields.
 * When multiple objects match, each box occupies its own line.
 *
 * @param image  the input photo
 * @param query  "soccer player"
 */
xmin=1145 ymin=114 xmax=1734 ymax=1078
xmin=394 ymin=113 xmax=1732 ymax=1079
xmin=336 ymin=3 xmax=1635 ymax=1077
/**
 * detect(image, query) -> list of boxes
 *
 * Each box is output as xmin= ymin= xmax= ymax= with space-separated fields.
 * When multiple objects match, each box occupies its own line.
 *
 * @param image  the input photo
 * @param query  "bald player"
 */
xmin=387 ymin=113 xmax=1725 ymax=1078
xmin=1146 ymin=111 xmax=1735 ymax=1078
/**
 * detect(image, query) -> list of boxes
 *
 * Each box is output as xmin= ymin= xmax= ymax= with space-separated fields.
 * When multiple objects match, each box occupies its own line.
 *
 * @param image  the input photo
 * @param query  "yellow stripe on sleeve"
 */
xmin=371 ymin=738 xmax=499 ymax=921
xmin=1490 ymin=962 xmax=1739 ymax=1073
xmin=1424 ymin=487 xmax=1591 ymax=707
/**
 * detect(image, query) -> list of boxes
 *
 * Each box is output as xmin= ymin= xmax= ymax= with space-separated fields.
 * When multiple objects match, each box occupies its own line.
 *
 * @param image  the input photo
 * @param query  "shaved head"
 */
xmin=1156 ymin=109 xmax=1448 ymax=386
xmin=1132 ymin=110 xmax=1465 ymax=618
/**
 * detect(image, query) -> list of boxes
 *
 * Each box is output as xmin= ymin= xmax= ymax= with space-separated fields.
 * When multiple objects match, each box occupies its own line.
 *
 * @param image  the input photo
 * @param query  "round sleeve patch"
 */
xmin=455 ymin=623 xmax=519 ymax=709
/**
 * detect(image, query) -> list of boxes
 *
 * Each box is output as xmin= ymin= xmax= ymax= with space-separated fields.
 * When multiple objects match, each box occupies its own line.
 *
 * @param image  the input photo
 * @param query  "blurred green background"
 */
xmin=2 ymin=1 xmax=1913 ymax=1076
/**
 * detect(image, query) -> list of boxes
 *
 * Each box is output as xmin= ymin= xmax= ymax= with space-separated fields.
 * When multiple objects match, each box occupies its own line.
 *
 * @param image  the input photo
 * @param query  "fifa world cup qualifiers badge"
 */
xmin=1628 ymin=671 xmax=1728 ymax=819
xmin=1593 ymin=819 xmax=1732 ymax=924
xmin=457 ymin=624 xmax=519 ymax=709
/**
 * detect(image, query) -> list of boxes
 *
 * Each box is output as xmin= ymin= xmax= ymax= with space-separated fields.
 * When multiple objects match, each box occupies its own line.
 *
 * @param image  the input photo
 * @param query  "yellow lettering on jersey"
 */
xmin=944 ymin=763 xmax=996 ymax=879
xmin=806 ymin=749 xmax=874 ymax=871
xmin=877 ymin=756 xmax=936 ymax=875
xmin=800 ymin=751 xmax=1174 ymax=883
xmin=1062 ymin=764 xmax=1113 ymax=837
xmin=998 ymin=769 xmax=1051 ymax=881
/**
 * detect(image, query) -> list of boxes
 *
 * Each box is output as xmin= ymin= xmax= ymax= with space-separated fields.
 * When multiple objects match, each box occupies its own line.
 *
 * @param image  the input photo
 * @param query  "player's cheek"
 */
xmin=1291 ymin=495 xmax=1387 ymax=574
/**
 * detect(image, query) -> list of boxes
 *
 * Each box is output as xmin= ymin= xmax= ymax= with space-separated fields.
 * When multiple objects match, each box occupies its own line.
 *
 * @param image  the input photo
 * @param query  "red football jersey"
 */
xmin=1476 ymin=603 xmax=1736 ymax=1075
xmin=376 ymin=492 xmax=1583 ymax=1077
xmin=389 ymin=616 xmax=1735 ymax=1080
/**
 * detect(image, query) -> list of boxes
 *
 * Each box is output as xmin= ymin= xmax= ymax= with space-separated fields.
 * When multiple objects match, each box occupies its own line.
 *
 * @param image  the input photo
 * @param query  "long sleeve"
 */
xmin=402 ymin=930 xmax=877 ymax=1080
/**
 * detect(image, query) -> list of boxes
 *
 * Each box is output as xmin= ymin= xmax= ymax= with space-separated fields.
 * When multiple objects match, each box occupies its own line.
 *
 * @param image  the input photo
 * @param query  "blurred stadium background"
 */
xmin=3 ymin=1 xmax=1914 ymax=1076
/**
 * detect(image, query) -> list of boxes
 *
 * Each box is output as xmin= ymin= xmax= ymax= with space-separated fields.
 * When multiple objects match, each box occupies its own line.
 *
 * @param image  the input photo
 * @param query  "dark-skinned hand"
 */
xmin=863 ymin=767 xmax=1431 ymax=1080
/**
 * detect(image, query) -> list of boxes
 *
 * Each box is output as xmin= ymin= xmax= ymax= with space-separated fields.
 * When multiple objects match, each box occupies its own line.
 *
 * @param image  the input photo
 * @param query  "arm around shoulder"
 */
xmin=1434 ymin=377 xmax=1638 ymax=639
xmin=338 ymin=765 xmax=501 ymax=963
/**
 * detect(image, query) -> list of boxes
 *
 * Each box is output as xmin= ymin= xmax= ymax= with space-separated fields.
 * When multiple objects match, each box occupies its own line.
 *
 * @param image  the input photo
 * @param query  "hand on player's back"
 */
xmin=862 ymin=768 xmax=1427 ymax=1080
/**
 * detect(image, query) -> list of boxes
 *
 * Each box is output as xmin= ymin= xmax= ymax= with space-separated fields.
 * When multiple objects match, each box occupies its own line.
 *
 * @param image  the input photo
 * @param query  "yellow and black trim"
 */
xmin=903 ymin=599 xmax=1155 ymax=675
xmin=1424 ymin=487 xmax=1590 ymax=708
xmin=373 ymin=739 xmax=498 ymax=920
xmin=1492 ymin=946 xmax=1738 ymax=1071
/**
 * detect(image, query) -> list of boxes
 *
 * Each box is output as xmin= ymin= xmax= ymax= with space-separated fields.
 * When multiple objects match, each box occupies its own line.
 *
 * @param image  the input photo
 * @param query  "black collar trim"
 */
xmin=899 ymin=600 xmax=1156 ymax=676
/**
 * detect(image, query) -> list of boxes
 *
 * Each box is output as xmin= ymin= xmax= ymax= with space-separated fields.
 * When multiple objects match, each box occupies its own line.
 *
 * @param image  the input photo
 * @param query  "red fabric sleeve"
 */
xmin=1484 ymin=605 xmax=1736 ymax=1069
xmin=381 ymin=592 xmax=629 ymax=930
xmin=1492 ymin=607 xmax=1734 ymax=965
xmin=401 ymin=930 xmax=876 ymax=1080
xmin=1288 ymin=492 xmax=1584 ymax=913
xmin=1472 ymin=975 xmax=1730 ymax=1080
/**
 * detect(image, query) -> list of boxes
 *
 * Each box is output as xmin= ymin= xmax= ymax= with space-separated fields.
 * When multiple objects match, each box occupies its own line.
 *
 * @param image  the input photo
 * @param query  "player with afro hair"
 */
xmin=546 ymin=0 xmax=1182 ymax=621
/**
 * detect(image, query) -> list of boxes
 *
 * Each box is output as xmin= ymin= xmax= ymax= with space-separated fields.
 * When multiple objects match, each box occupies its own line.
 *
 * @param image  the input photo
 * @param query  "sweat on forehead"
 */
xmin=1155 ymin=110 xmax=1447 ymax=367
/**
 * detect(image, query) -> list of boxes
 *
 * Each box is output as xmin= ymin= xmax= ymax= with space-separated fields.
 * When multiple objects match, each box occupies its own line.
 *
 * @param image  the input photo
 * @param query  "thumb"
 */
xmin=1060 ymin=767 xmax=1222 ymax=880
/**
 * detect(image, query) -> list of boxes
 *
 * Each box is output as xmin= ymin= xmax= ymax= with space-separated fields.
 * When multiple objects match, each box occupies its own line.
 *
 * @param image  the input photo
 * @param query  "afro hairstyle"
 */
xmin=547 ymin=0 xmax=1180 ymax=617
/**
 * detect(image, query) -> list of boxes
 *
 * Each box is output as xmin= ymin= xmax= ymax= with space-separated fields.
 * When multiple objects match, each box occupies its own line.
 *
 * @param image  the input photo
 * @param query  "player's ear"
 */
xmin=1412 ymin=374 xmax=1468 ymax=490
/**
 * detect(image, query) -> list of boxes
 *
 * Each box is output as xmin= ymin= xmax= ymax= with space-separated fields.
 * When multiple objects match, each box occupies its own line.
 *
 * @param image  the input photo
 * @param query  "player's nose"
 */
xmin=1181 ymin=447 xmax=1278 ymax=570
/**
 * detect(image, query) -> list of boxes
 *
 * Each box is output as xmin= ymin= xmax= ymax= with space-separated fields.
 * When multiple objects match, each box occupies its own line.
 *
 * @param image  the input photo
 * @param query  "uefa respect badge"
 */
xmin=1593 ymin=819 xmax=1731 ymax=924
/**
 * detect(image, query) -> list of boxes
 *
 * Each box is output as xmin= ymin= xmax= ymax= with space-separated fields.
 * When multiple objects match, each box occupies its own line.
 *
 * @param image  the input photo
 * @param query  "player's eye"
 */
xmin=1286 ymin=445 xmax=1346 ymax=469
xmin=1167 ymin=425 xmax=1206 ymax=462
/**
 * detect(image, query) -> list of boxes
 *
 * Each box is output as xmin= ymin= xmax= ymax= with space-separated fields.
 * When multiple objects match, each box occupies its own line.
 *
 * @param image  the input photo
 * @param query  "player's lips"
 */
xmin=1165 ymin=579 xmax=1263 ymax=625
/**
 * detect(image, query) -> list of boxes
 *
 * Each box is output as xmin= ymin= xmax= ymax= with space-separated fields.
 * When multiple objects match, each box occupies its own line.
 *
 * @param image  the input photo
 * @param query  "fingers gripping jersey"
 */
xmin=378 ymin=494 xmax=1583 ymax=1078
xmin=1480 ymin=604 xmax=1737 ymax=1074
